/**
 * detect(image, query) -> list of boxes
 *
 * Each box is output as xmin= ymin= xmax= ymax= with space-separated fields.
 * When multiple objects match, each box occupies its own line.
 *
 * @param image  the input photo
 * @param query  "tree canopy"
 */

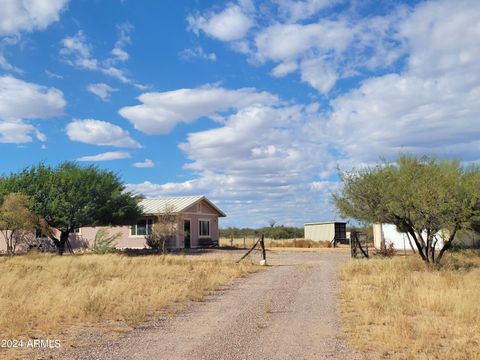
xmin=0 ymin=162 xmax=142 ymax=254
xmin=333 ymin=155 xmax=480 ymax=263
xmin=0 ymin=193 xmax=39 ymax=255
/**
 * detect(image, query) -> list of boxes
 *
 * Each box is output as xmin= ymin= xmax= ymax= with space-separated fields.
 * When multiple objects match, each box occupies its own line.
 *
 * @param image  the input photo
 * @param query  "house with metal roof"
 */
xmin=70 ymin=196 xmax=226 ymax=250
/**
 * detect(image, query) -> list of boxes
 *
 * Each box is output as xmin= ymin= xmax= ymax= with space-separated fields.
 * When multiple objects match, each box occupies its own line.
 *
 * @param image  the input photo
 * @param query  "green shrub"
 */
xmin=92 ymin=228 xmax=120 ymax=254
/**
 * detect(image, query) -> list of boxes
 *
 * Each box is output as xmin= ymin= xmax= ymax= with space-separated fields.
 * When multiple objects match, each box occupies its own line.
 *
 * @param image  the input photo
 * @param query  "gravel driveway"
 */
xmin=59 ymin=249 xmax=357 ymax=360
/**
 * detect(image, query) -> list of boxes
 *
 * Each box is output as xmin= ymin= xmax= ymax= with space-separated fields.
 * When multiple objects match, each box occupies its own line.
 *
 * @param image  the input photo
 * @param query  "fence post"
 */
xmin=260 ymin=234 xmax=267 ymax=264
xmin=243 ymin=236 xmax=246 ymax=249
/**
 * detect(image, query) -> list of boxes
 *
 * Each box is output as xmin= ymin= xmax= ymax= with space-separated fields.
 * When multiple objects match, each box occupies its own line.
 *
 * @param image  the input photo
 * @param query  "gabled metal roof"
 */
xmin=139 ymin=196 xmax=226 ymax=217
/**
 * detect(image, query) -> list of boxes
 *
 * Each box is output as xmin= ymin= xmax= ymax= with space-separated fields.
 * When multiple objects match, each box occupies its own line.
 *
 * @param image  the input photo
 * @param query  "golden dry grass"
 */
xmin=339 ymin=251 xmax=480 ymax=360
xmin=219 ymin=237 xmax=330 ymax=249
xmin=0 ymin=252 xmax=257 ymax=341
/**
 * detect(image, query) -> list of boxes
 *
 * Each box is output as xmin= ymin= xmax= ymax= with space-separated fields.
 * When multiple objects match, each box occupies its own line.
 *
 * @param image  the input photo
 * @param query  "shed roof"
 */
xmin=304 ymin=221 xmax=347 ymax=226
xmin=139 ymin=196 xmax=226 ymax=217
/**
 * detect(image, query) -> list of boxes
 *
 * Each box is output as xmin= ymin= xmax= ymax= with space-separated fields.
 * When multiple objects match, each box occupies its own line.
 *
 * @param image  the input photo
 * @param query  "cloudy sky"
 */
xmin=0 ymin=0 xmax=479 ymax=227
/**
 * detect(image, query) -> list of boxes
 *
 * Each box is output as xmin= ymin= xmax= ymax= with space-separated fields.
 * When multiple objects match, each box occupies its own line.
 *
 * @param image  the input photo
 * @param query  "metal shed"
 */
xmin=304 ymin=222 xmax=348 ymax=244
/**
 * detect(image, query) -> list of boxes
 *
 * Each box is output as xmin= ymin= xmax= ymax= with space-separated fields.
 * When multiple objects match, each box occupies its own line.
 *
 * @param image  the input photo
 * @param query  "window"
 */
xmin=131 ymin=219 xmax=153 ymax=236
xmin=199 ymin=220 xmax=210 ymax=237
xmin=73 ymin=227 xmax=81 ymax=234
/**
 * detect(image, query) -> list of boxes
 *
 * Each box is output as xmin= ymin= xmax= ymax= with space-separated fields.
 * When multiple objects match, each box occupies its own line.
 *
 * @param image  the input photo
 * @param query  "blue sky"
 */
xmin=0 ymin=0 xmax=479 ymax=227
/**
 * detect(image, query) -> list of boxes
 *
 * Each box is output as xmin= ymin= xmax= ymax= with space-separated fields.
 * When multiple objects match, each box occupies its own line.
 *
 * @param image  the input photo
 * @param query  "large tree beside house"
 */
xmin=0 ymin=162 xmax=142 ymax=255
xmin=333 ymin=155 xmax=480 ymax=264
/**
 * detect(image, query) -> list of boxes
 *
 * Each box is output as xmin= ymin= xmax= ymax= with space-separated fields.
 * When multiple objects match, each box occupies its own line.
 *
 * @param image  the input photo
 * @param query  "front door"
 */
xmin=184 ymin=220 xmax=191 ymax=248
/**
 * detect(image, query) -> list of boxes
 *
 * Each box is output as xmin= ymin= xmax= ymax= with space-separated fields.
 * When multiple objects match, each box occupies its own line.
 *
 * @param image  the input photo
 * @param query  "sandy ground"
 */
xmin=53 ymin=249 xmax=358 ymax=360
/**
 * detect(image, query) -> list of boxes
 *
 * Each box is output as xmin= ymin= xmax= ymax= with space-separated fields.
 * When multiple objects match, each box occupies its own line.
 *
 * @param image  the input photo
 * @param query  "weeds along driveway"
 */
xmin=60 ymin=249 xmax=357 ymax=360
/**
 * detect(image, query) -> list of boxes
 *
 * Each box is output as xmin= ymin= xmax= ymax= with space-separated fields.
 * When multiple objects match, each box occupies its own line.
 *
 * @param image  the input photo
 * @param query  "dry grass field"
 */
xmin=219 ymin=237 xmax=331 ymax=249
xmin=0 ymin=252 xmax=258 ymax=343
xmin=339 ymin=251 xmax=480 ymax=360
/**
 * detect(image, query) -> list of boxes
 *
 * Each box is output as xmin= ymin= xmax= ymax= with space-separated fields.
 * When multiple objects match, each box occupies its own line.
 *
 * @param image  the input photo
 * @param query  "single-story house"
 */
xmin=304 ymin=221 xmax=348 ymax=244
xmin=0 ymin=195 xmax=226 ymax=253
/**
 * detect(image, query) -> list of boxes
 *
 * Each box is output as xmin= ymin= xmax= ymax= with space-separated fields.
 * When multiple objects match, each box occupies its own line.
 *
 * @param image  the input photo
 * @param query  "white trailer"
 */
xmin=373 ymin=223 xmax=445 ymax=251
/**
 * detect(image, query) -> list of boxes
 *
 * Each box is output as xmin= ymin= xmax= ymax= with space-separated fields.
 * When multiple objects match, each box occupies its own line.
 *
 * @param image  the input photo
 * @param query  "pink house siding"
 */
xmin=72 ymin=197 xmax=224 ymax=250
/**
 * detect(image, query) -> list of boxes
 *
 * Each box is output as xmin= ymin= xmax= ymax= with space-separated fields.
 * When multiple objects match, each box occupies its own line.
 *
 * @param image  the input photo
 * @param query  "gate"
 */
xmin=350 ymin=231 xmax=369 ymax=258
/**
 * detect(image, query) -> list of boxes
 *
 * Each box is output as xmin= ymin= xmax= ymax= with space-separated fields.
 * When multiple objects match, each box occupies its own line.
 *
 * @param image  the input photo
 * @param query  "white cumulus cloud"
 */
xmin=119 ymin=85 xmax=278 ymax=134
xmin=132 ymin=159 xmax=154 ymax=168
xmin=325 ymin=0 xmax=480 ymax=164
xmin=77 ymin=151 xmax=132 ymax=162
xmin=87 ymin=83 xmax=118 ymax=101
xmin=0 ymin=75 xmax=65 ymax=143
xmin=188 ymin=3 xmax=253 ymax=41
xmin=66 ymin=119 xmax=140 ymax=148
xmin=0 ymin=0 xmax=68 ymax=36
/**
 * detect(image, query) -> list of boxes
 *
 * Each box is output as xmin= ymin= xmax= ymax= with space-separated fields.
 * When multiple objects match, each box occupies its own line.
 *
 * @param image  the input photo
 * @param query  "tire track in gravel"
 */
xmin=58 ymin=250 xmax=358 ymax=360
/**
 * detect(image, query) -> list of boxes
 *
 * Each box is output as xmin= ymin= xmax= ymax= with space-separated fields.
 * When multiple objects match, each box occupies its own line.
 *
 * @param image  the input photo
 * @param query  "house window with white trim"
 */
xmin=199 ymin=220 xmax=210 ymax=237
xmin=131 ymin=219 xmax=153 ymax=236
xmin=73 ymin=227 xmax=81 ymax=234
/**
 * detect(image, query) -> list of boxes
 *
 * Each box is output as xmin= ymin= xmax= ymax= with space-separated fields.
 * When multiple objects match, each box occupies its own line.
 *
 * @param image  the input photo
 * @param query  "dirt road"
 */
xmin=61 ymin=250 xmax=357 ymax=360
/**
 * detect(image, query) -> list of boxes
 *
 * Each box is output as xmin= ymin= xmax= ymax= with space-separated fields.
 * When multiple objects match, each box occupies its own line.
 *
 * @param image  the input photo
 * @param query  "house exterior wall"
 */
xmin=70 ymin=225 xmax=149 ymax=249
xmin=178 ymin=213 xmax=219 ymax=248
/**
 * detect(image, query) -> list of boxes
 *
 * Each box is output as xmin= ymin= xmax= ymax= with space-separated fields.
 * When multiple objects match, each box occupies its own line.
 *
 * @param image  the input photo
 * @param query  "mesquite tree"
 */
xmin=0 ymin=193 xmax=39 ymax=255
xmin=333 ymin=156 xmax=480 ymax=264
xmin=1 ymin=162 xmax=142 ymax=255
xmin=145 ymin=204 xmax=178 ymax=253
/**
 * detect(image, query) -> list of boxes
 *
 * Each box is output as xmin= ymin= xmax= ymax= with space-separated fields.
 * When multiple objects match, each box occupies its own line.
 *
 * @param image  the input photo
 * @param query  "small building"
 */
xmin=373 ymin=223 xmax=480 ymax=251
xmin=0 ymin=195 xmax=226 ymax=253
xmin=373 ymin=223 xmax=419 ymax=251
xmin=304 ymin=221 xmax=348 ymax=244
xmin=75 ymin=195 xmax=226 ymax=249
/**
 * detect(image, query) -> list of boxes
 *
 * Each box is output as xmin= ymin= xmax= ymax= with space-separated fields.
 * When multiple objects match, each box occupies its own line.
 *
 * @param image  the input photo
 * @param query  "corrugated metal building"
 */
xmin=304 ymin=222 xmax=348 ymax=243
